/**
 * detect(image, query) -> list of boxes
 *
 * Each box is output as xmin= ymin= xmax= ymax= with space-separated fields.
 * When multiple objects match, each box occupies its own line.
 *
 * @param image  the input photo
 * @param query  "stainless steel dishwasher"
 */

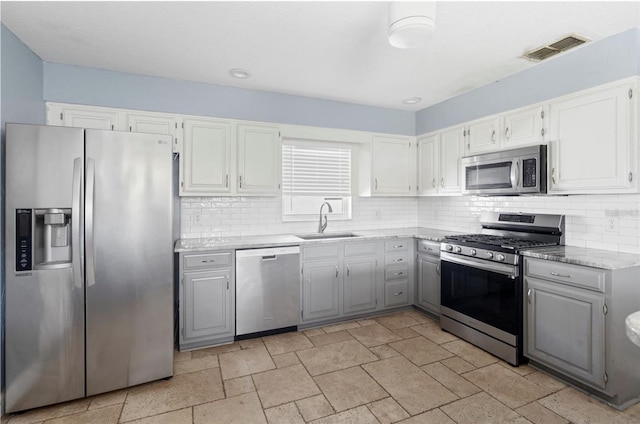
xmin=235 ymin=246 xmax=301 ymax=336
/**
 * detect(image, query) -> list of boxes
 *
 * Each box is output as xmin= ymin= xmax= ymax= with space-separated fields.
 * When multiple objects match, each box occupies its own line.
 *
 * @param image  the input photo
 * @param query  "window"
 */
xmin=282 ymin=139 xmax=353 ymax=221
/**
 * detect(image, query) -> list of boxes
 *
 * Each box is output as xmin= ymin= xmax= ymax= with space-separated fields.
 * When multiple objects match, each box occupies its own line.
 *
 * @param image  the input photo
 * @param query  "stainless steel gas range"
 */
xmin=439 ymin=212 xmax=565 ymax=366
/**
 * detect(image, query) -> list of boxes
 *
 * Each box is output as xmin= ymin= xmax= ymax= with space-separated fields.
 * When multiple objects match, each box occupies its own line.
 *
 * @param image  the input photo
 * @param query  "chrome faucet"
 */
xmin=318 ymin=202 xmax=333 ymax=233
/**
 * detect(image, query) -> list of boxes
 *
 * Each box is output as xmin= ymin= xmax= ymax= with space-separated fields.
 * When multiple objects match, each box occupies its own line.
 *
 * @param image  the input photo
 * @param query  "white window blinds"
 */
xmin=282 ymin=140 xmax=352 ymax=196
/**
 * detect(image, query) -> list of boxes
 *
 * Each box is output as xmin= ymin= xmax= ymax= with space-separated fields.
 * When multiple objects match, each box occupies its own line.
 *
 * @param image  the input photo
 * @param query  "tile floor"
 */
xmin=4 ymin=309 xmax=640 ymax=424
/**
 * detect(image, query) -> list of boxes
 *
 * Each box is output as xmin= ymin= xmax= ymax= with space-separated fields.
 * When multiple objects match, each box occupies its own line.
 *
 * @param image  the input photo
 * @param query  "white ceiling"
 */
xmin=2 ymin=1 xmax=639 ymax=111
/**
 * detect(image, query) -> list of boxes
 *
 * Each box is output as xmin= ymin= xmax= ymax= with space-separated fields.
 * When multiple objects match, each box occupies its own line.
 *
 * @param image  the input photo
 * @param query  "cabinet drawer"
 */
xmin=302 ymin=244 xmax=340 ymax=261
xmin=184 ymin=252 xmax=231 ymax=269
xmin=384 ymin=280 xmax=409 ymax=307
xmin=384 ymin=253 xmax=409 ymax=266
xmin=525 ymin=259 xmax=606 ymax=293
xmin=344 ymin=242 xmax=377 ymax=257
xmin=385 ymin=239 xmax=409 ymax=252
xmin=384 ymin=265 xmax=409 ymax=281
xmin=417 ymin=240 xmax=440 ymax=255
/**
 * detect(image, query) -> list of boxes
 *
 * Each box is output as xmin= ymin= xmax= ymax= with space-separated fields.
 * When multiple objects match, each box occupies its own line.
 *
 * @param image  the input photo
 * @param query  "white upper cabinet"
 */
xmin=417 ymin=134 xmax=439 ymax=195
xmin=127 ymin=112 xmax=182 ymax=153
xmin=182 ymin=118 xmax=232 ymax=195
xmin=371 ymin=135 xmax=415 ymax=195
xmin=465 ymin=116 xmax=500 ymax=154
xmin=236 ymin=124 xmax=281 ymax=195
xmin=502 ymin=104 xmax=547 ymax=149
xmin=548 ymin=79 xmax=637 ymax=194
xmin=47 ymin=104 xmax=123 ymax=131
xmin=439 ymin=126 xmax=464 ymax=194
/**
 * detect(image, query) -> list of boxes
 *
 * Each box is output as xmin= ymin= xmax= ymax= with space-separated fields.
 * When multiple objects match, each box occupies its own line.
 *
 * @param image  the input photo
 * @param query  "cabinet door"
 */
xmin=372 ymin=135 xmax=414 ymax=195
xmin=439 ymin=126 xmax=464 ymax=194
xmin=184 ymin=270 xmax=233 ymax=340
xmin=302 ymin=261 xmax=341 ymax=322
xmin=417 ymin=134 xmax=439 ymax=195
xmin=237 ymin=124 xmax=281 ymax=195
xmin=344 ymin=257 xmax=377 ymax=315
xmin=502 ymin=104 xmax=546 ymax=149
xmin=60 ymin=107 xmax=121 ymax=130
xmin=182 ymin=118 xmax=232 ymax=195
xmin=417 ymin=255 xmax=440 ymax=315
xmin=127 ymin=113 xmax=181 ymax=153
xmin=525 ymin=278 xmax=606 ymax=389
xmin=466 ymin=117 xmax=500 ymax=154
xmin=549 ymin=82 xmax=635 ymax=193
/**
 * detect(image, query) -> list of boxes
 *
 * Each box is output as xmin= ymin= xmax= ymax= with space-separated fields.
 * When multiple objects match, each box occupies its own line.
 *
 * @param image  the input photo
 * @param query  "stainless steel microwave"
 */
xmin=461 ymin=145 xmax=547 ymax=195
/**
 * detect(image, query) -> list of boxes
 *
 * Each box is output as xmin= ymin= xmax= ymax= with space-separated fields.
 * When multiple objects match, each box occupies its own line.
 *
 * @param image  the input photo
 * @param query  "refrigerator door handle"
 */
xmin=86 ymin=158 xmax=96 ymax=287
xmin=71 ymin=157 xmax=84 ymax=288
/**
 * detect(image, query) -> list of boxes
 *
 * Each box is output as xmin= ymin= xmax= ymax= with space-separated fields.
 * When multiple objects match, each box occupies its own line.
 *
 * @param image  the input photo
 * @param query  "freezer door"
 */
xmin=85 ymin=130 xmax=174 ymax=396
xmin=5 ymin=124 xmax=85 ymax=412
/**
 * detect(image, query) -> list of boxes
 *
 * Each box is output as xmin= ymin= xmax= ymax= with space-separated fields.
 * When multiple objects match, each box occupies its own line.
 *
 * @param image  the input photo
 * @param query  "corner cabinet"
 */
xmin=416 ymin=127 xmax=463 ymax=196
xmin=236 ymin=124 xmax=281 ymax=195
xmin=371 ymin=135 xmax=415 ymax=196
xmin=178 ymin=250 xmax=235 ymax=350
xmin=182 ymin=118 xmax=233 ymax=195
xmin=548 ymin=80 xmax=637 ymax=194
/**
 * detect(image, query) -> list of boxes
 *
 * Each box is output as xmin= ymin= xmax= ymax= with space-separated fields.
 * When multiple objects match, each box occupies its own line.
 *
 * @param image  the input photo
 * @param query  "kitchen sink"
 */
xmin=295 ymin=232 xmax=362 ymax=240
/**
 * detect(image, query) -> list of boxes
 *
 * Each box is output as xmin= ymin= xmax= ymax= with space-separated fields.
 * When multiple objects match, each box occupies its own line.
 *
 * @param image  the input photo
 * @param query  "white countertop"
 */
xmin=521 ymin=246 xmax=640 ymax=270
xmin=174 ymin=227 xmax=462 ymax=252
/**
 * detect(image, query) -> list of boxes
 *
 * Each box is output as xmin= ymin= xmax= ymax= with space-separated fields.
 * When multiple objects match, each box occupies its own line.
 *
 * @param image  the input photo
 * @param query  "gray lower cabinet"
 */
xmin=178 ymin=250 xmax=235 ymax=350
xmin=524 ymin=257 xmax=640 ymax=408
xmin=302 ymin=260 xmax=341 ymax=322
xmin=344 ymin=257 xmax=377 ymax=315
xmin=383 ymin=239 xmax=413 ymax=308
xmin=416 ymin=251 xmax=440 ymax=315
xmin=525 ymin=277 xmax=605 ymax=388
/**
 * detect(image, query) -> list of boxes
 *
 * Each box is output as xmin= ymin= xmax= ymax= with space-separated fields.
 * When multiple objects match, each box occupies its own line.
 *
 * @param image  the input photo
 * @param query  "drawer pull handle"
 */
xmin=436 ymin=264 xmax=441 ymax=275
xmin=393 ymin=245 xmax=404 ymax=248
xmin=394 ymin=272 xmax=404 ymax=276
xmin=393 ymin=291 xmax=404 ymax=296
xmin=550 ymin=271 xmax=571 ymax=278
xmin=393 ymin=258 xmax=404 ymax=262
xmin=201 ymin=259 xmax=216 ymax=263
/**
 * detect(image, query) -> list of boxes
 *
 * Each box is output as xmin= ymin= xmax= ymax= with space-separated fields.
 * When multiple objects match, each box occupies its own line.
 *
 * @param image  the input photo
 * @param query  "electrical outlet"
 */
xmin=605 ymin=217 xmax=619 ymax=233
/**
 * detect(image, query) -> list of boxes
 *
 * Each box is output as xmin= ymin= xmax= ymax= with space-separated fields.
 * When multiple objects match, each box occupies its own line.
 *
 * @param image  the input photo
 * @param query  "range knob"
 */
xmin=469 ymin=249 xmax=477 ymax=256
xmin=486 ymin=251 xmax=494 ymax=259
xmin=445 ymin=245 xmax=453 ymax=251
xmin=455 ymin=246 xmax=462 ymax=253
xmin=496 ymin=254 xmax=506 ymax=262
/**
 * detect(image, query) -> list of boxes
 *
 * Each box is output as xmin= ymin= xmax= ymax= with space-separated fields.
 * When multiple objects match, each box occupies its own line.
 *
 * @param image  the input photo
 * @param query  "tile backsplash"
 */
xmin=418 ymin=194 xmax=640 ymax=254
xmin=181 ymin=194 xmax=640 ymax=254
xmin=180 ymin=196 xmax=418 ymax=239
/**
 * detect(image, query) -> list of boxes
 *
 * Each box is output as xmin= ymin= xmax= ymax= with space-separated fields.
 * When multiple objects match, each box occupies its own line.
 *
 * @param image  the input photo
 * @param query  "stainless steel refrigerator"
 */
xmin=4 ymin=123 xmax=176 ymax=413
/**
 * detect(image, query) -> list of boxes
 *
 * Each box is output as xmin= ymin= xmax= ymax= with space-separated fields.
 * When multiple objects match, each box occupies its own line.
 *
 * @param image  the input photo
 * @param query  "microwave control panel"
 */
xmin=522 ymin=158 xmax=537 ymax=187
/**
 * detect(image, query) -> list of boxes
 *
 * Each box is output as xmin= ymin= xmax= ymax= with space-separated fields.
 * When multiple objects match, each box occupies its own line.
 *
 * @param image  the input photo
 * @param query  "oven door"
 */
xmin=440 ymin=252 xmax=520 ymax=339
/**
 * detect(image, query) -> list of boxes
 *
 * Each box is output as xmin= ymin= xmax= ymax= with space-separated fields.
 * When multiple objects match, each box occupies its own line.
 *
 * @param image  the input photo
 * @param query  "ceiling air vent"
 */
xmin=522 ymin=34 xmax=590 ymax=62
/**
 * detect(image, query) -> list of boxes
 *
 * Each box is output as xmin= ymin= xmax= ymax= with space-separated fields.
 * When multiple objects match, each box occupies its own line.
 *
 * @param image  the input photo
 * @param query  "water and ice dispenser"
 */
xmin=16 ymin=208 xmax=72 ymax=271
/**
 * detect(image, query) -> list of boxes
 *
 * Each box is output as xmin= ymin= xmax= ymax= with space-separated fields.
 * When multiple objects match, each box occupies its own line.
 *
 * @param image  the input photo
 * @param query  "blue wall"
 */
xmin=416 ymin=27 xmax=640 ymax=135
xmin=44 ymin=63 xmax=416 ymax=136
xmin=1 ymin=24 xmax=44 ymax=130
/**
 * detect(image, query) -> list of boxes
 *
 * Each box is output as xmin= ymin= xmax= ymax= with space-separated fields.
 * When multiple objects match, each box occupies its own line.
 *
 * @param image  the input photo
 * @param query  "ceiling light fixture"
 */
xmin=402 ymin=97 xmax=422 ymax=105
xmin=229 ymin=68 xmax=251 ymax=79
xmin=388 ymin=2 xmax=436 ymax=49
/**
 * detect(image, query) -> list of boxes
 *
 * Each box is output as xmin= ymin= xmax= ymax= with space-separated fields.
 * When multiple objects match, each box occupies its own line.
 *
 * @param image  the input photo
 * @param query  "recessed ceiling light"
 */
xmin=402 ymin=97 xmax=422 ymax=105
xmin=229 ymin=68 xmax=251 ymax=79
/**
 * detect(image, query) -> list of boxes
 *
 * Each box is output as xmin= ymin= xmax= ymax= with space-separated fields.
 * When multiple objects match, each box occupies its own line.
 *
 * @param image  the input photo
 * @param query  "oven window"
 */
xmin=441 ymin=260 xmax=518 ymax=335
xmin=465 ymin=161 xmax=513 ymax=190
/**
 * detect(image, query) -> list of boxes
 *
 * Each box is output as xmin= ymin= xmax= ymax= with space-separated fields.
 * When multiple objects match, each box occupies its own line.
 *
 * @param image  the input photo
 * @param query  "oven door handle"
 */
xmin=441 ymin=252 xmax=518 ymax=278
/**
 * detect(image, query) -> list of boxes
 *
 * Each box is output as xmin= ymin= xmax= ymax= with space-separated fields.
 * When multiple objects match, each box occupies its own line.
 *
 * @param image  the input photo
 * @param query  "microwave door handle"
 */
xmin=510 ymin=160 xmax=518 ymax=189
xmin=515 ymin=160 xmax=520 ymax=188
